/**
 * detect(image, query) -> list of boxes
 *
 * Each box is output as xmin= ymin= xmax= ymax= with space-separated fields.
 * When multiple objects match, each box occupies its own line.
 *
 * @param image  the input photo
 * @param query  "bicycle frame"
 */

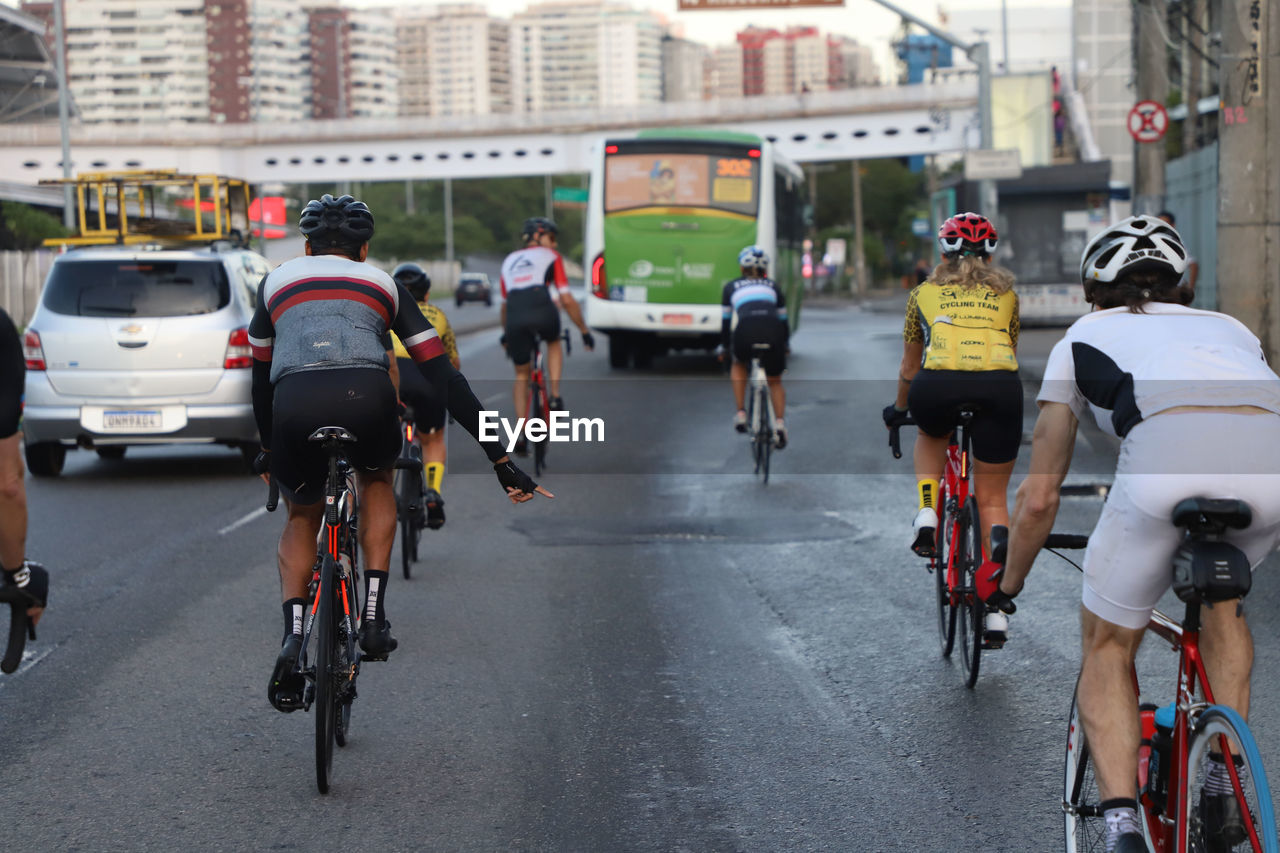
xmin=1139 ymin=605 xmax=1267 ymax=852
xmin=937 ymin=420 xmax=974 ymax=606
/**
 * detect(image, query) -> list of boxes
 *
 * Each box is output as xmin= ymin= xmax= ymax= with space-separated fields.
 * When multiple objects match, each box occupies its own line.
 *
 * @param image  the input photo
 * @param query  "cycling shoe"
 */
xmin=358 ymin=620 xmax=398 ymax=661
xmin=268 ymin=634 xmax=305 ymax=712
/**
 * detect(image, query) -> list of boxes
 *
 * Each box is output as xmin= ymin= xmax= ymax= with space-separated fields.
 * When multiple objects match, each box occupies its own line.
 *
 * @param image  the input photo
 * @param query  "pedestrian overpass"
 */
xmin=0 ymin=81 xmax=979 ymax=185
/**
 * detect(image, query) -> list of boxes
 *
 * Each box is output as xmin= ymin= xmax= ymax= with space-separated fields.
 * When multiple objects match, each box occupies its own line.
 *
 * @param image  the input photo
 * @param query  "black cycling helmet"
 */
xmin=299 ymin=194 xmax=375 ymax=251
xmin=392 ymin=262 xmax=431 ymax=300
xmin=521 ymin=216 xmax=558 ymax=243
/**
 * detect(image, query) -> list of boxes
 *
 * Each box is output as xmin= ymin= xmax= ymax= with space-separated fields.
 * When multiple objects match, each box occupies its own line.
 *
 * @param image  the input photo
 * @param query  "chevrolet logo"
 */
xmin=119 ymin=324 xmax=143 ymax=335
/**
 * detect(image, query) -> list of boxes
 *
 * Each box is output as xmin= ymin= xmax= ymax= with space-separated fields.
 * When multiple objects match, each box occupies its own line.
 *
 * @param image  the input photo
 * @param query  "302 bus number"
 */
xmin=716 ymin=158 xmax=753 ymax=178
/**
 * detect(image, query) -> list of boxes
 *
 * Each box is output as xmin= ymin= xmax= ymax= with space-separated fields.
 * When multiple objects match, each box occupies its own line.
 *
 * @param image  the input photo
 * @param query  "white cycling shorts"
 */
xmin=1082 ymin=411 xmax=1280 ymax=630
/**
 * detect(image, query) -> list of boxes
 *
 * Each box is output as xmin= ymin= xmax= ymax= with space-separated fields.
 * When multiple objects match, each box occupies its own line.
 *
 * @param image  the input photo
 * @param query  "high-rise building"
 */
xmin=21 ymin=0 xmax=309 ymax=125
xmin=735 ymin=25 xmax=850 ymax=96
xmin=308 ymin=5 xmax=398 ymax=119
xmin=661 ymin=34 xmax=706 ymax=102
xmin=828 ymin=35 xmax=878 ymax=88
xmin=711 ymin=43 xmax=742 ymax=99
xmin=511 ymin=1 xmax=663 ymax=113
xmin=395 ymin=3 xmax=510 ymax=118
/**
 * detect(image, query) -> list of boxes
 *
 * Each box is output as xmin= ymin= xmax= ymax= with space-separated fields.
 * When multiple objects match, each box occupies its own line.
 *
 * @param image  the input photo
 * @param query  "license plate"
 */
xmin=103 ymin=410 xmax=162 ymax=430
xmin=662 ymin=313 xmax=693 ymax=325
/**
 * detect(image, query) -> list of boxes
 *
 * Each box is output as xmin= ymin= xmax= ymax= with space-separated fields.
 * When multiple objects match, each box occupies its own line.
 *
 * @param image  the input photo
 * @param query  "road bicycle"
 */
xmin=1058 ymin=499 xmax=1278 ymax=852
xmin=266 ymin=427 xmax=364 ymax=795
xmin=0 ymin=574 xmax=38 ymax=674
xmin=527 ymin=328 xmax=571 ymax=477
xmin=890 ymin=408 xmax=997 ymax=688
xmin=393 ymin=409 xmax=426 ymax=580
xmin=744 ymin=345 xmax=775 ymax=484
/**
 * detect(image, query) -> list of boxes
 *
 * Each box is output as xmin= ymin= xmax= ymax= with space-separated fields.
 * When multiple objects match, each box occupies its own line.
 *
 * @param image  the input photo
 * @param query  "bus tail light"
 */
xmin=591 ymin=253 xmax=608 ymax=299
xmin=23 ymin=330 xmax=45 ymax=371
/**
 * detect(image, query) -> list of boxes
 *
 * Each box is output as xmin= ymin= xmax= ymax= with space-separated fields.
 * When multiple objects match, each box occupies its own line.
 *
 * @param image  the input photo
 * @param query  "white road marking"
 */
xmin=0 ymin=643 xmax=59 ymax=687
xmin=219 ymin=506 xmax=269 ymax=536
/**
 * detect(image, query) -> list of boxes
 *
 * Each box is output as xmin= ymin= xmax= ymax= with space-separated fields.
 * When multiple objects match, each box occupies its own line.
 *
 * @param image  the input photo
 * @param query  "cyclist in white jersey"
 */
xmin=990 ymin=216 xmax=1280 ymax=853
xmin=499 ymin=217 xmax=593 ymax=454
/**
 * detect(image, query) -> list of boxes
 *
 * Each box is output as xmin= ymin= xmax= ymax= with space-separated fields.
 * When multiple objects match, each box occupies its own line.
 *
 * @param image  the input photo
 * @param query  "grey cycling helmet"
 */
xmin=521 ymin=216 xmax=558 ymax=242
xmin=737 ymin=245 xmax=769 ymax=273
xmin=299 ymin=194 xmax=375 ymax=249
xmin=1080 ymin=215 xmax=1188 ymax=284
xmin=392 ymin=262 xmax=430 ymax=300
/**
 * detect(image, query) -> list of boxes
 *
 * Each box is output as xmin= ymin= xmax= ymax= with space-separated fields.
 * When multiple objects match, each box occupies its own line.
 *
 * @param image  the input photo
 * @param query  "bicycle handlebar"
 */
xmin=562 ymin=328 xmax=572 ymax=357
xmin=1044 ymin=533 xmax=1089 ymax=550
xmin=266 ymin=479 xmax=279 ymax=512
xmin=0 ymin=586 xmax=32 ymax=674
xmin=888 ymin=416 xmax=916 ymax=459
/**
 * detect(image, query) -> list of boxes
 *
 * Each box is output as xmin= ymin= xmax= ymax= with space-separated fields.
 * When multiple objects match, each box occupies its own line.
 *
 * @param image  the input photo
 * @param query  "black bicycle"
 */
xmin=0 ymin=581 xmax=37 ymax=674
xmin=267 ymin=427 xmax=363 ymax=794
xmin=393 ymin=411 xmax=426 ymax=580
xmin=744 ymin=346 xmax=776 ymax=484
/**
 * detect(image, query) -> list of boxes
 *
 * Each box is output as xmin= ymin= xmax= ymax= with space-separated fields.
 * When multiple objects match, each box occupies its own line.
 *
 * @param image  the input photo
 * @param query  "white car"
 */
xmin=21 ymin=244 xmax=272 ymax=476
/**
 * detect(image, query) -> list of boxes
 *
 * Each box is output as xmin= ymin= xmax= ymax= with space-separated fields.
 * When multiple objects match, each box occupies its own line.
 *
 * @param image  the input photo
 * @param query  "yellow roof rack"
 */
xmin=38 ymin=169 xmax=253 ymax=247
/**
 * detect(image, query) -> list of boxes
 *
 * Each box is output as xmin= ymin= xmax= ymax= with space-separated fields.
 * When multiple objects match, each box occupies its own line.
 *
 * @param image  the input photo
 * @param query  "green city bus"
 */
xmin=583 ymin=130 xmax=805 ymax=369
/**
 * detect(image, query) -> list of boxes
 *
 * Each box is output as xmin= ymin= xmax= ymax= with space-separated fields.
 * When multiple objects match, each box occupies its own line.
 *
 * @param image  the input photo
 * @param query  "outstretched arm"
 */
xmin=1003 ymin=402 xmax=1078 ymax=594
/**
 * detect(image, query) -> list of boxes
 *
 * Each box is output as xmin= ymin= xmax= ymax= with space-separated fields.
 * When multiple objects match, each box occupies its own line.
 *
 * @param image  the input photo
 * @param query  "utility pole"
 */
xmin=851 ymin=160 xmax=867 ymax=297
xmin=443 ymin=177 xmax=454 ymax=264
xmin=1182 ymin=0 xmax=1204 ymax=153
xmin=1133 ymin=0 xmax=1168 ymax=214
xmin=1217 ymin=0 xmax=1277 ymax=361
xmin=53 ymin=0 xmax=73 ymax=229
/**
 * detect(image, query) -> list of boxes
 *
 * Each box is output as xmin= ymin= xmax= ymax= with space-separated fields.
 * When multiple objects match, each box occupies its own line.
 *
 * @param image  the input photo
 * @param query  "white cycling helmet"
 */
xmin=1080 ymin=215 xmax=1188 ymax=284
xmin=738 ymin=245 xmax=769 ymax=273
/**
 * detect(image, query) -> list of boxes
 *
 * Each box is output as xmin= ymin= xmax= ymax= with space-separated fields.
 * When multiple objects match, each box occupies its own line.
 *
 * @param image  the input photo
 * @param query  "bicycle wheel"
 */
xmin=398 ymin=467 xmax=421 ymax=580
xmin=934 ymin=485 xmax=958 ymax=657
xmin=334 ymin=567 xmax=356 ymax=748
xmin=314 ymin=554 xmax=338 ymax=793
xmin=957 ymin=496 xmax=983 ymax=688
xmin=531 ymin=377 xmax=547 ymax=477
xmin=1183 ymin=705 xmax=1278 ymax=853
xmin=1064 ymin=691 xmax=1108 ymax=852
xmin=758 ymin=385 xmax=772 ymax=484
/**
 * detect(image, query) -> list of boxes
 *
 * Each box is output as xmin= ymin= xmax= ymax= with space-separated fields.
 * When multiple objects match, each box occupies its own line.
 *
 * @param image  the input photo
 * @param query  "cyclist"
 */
xmin=0 ymin=308 xmax=47 ymax=627
xmin=251 ymin=194 xmax=548 ymax=713
xmin=389 ymin=262 xmax=455 ymax=529
xmin=720 ymin=245 xmax=789 ymax=449
xmin=499 ymin=216 xmax=593 ymax=454
xmin=992 ymin=215 xmax=1280 ymax=853
xmin=882 ymin=212 xmax=1021 ymax=643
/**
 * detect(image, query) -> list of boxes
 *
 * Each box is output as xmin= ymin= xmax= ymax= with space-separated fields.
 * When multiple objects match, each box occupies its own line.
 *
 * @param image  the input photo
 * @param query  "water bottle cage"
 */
xmin=1171 ymin=538 xmax=1251 ymax=604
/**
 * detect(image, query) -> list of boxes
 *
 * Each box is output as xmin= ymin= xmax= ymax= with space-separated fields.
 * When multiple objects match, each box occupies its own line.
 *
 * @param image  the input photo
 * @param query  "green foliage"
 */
xmin=0 ymin=201 xmax=68 ymax=250
xmin=291 ymin=177 xmax=587 ymax=264
xmin=808 ymin=159 xmax=927 ymax=282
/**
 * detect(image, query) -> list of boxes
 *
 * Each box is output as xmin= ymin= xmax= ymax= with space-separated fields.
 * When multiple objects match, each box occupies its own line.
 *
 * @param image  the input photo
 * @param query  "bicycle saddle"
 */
xmin=308 ymin=427 xmax=358 ymax=443
xmin=1171 ymin=497 xmax=1252 ymax=533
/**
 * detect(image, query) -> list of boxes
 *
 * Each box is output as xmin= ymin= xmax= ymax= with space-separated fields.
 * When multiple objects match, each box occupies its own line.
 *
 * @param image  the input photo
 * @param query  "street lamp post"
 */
xmin=53 ymin=0 xmax=73 ymax=229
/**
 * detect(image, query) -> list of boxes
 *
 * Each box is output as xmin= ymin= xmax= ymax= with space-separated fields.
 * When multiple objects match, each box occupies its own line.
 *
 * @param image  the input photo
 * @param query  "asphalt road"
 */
xmin=2 ymin=302 xmax=1278 ymax=851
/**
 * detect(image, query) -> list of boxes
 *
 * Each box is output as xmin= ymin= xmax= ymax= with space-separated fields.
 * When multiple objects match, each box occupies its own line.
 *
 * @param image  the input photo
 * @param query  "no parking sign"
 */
xmin=1128 ymin=100 xmax=1169 ymax=143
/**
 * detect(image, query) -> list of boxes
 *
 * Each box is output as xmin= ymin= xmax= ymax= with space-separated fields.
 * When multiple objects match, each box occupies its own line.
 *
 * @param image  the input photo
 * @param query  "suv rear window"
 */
xmin=42 ymin=260 xmax=231 ymax=318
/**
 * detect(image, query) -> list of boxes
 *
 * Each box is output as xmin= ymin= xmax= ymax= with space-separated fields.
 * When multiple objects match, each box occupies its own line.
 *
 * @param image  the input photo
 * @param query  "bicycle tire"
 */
xmin=957 ymin=496 xmax=983 ymax=689
xmin=1183 ymin=706 xmax=1279 ymax=853
xmin=398 ymin=467 xmax=420 ymax=580
xmin=314 ymin=553 xmax=338 ymax=793
xmin=759 ymin=384 xmax=772 ymax=484
xmin=0 ymin=590 xmax=29 ymax=674
xmin=1064 ymin=691 xmax=1108 ymax=852
xmin=334 ymin=567 xmax=356 ymax=748
xmin=531 ymin=377 xmax=547 ymax=477
xmin=935 ymin=485 xmax=958 ymax=658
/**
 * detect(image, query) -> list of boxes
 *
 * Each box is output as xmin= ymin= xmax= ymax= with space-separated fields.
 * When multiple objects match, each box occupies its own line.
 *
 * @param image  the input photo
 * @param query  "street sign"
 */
xmin=678 ymin=0 xmax=841 ymax=7
xmin=963 ymin=149 xmax=1023 ymax=181
xmin=911 ymin=217 xmax=931 ymax=237
xmin=1127 ymin=100 xmax=1169 ymax=143
xmin=551 ymin=187 xmax=588 ymax=204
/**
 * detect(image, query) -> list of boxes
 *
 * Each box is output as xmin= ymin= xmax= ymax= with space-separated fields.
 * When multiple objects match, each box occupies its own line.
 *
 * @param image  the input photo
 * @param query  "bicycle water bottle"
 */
xmin=1140 ymin=702 xmax=1175 ymax=813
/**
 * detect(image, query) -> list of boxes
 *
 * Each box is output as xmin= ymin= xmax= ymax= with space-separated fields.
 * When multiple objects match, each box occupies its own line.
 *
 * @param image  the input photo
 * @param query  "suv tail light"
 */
xmin=591 ymin=253 xmax=607 ymax=300
xmin=224 ymin=327 xmax=252 ymax=369
xmin=23 ymin=330 xmax=45 ymax=371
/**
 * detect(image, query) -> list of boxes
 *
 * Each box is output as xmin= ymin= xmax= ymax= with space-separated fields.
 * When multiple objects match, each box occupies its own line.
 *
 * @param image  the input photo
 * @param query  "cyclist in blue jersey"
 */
xmin=720 ymin=245 xmax=789 ymax=449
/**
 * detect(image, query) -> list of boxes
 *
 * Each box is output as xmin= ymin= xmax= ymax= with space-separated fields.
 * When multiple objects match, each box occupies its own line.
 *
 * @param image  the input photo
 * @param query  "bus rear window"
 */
xmin=605 ymin=152 xmax=758 ymax=216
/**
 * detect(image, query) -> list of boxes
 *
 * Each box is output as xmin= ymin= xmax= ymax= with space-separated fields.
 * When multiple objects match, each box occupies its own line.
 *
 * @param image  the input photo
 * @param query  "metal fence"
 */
xmin=0 ymin=249 xmax=52 ymax=326
xmin=1165 ymin=142 xmax=1218 ymax=310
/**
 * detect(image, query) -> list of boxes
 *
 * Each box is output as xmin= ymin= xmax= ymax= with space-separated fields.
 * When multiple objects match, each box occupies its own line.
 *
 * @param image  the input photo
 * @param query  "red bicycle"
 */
xmin=1058 ymin=499 xmax=1277 ymax=852
xmin=890 ymin=407 xmax=998 ymax=689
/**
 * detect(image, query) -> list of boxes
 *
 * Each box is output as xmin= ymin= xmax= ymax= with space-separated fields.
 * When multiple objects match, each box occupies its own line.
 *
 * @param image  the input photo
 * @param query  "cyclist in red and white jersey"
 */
xmin=499 ymin=216 xmax=593 ymax=454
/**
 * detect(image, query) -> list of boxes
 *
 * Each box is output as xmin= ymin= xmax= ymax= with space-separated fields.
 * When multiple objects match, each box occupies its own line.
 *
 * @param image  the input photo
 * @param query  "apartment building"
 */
xmin=22 ymin=0 xmax=309 ymax=124
xmin=511 ymin=1 xmax=663 ymax=113
xmin=310 ymin=5 xmax=397 ymax=119
xmin=828 ymin=35 xmax=879 ymax=88
xmin=711 ymin=42 xmax=743 ymax=98
xmin=732 ymin=25 xmax=875 ymax=97
xmin=396 ymin=3 xmax=510 ymax=118
xmin=661 ymin=33 xmax=706 ymax=101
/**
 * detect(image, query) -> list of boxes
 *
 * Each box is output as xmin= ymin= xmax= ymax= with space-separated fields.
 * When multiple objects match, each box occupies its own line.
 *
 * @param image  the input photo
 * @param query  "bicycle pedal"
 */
xmin=982 ymin=637 xmax=1008 ymax=650
xmin=359 ymin=652 xmax=391 ymax=663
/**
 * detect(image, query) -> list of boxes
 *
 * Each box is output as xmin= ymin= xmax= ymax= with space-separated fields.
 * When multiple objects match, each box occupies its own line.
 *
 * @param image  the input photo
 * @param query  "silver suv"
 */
xmin=21 ymin=244 xmax=272 ymax=476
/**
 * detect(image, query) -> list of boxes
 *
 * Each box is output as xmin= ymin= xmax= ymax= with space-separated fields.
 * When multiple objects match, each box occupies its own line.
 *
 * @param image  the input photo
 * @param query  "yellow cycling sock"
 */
xmin=917 ymin=479 xmax=939 ymax=511
xmin=426 ymin=462 xmax=444 ymax=494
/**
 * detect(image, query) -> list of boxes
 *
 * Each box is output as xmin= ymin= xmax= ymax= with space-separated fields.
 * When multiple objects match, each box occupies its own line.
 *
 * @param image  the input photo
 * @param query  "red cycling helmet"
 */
xmin=938 ymin=212 xmax=998 ymax=258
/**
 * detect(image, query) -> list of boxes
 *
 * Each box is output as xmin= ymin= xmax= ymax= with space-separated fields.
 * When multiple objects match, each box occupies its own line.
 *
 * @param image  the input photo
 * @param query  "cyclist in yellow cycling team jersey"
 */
xmin=389 ymin=263 xmax=458 ymax=529
xmin=883 ymin=212 xmax=1023 ymax=644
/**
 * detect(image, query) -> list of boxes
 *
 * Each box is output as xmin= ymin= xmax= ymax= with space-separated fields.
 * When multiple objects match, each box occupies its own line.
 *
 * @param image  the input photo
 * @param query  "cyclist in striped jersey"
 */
xmin=720 ymin=245 xmax=789 ymax=449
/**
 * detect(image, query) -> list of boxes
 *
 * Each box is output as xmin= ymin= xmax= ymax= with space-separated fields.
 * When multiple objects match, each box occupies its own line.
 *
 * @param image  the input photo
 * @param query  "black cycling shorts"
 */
xmin=907 ymin=368 xmax=1024 ymax=464
xmin=270 ymin=367 xmax=400 ymax=505
xmin=504 ymin=291 xmax=561 ymax=367
xmin=0 ymin=309 xmax=23 ymax=439
xmin=396 ymin=357 xmax=446 ymax=433
xmin=731 ymin=315 xmax=786 ymax=376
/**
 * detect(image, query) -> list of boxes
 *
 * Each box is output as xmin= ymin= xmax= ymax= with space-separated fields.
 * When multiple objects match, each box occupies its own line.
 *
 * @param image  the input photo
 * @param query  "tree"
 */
xmin=0 ymin=202 xmax=67 ymax=250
